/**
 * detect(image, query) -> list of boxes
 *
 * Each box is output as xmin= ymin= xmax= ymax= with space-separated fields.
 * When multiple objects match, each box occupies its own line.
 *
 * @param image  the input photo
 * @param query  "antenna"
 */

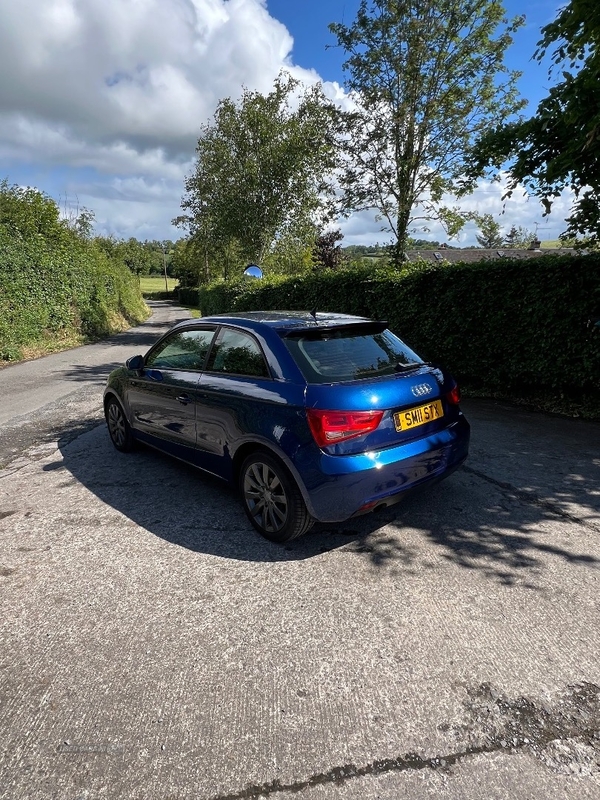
xmin=310 ymin=307 xmax=318 ymax=323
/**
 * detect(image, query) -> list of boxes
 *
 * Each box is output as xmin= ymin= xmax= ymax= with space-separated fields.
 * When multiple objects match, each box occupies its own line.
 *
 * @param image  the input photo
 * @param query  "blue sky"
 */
xmin=267 ymin=0 xmax=560 ymax=106
xmin=0 ymin=0 xmax=570 ymax=246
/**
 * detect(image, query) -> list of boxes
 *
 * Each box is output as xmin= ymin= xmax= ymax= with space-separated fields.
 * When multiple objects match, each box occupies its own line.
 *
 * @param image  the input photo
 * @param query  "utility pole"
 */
xmin=162 ymin=245 xmax=169 ymax=293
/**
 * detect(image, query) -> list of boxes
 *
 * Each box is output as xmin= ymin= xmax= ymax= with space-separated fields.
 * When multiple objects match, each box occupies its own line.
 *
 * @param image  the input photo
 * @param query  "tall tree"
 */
xmin=329 ymin=0 xmax=525 ymax=266
xmin=470 ymin=213 xmax=505 ymax=248
xmin=469 ymin=0 xmax=600 ymax=244
xmin=262 ymin=216 xmax=318 ymax=276
xmin=178 ymin=74 xmax=339 ymax=271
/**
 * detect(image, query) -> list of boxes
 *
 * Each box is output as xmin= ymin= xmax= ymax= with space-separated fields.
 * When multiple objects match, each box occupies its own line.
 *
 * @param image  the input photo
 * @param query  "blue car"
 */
xmin=104 ymin=312 xmax=469 ymax=542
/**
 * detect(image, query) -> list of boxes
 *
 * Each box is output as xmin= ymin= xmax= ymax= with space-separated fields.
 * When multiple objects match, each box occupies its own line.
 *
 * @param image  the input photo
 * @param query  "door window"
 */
xmin=146 ymin=329 xmax=215 ymax=371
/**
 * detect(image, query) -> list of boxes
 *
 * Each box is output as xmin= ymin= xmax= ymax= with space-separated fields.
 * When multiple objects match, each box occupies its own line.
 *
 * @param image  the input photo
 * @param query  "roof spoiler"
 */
xmin=282 ymin=320 xmax=388 ymax=339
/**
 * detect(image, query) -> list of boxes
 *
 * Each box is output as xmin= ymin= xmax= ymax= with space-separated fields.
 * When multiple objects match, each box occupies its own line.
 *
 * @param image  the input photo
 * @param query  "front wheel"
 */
xmin=105 ymin=397 xmax=134 ymax=452
xmin=240 ymin=452 xmax=314 ymax=543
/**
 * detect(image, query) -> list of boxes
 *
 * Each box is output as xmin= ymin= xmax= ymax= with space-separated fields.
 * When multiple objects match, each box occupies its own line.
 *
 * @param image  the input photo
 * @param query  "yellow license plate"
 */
xmin=394 ymin=399 xmax=444 ymax=431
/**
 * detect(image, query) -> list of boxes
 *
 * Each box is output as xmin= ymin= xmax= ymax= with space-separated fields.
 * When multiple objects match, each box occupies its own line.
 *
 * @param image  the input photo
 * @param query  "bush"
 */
xmin=177 ymin=287 xmax=201 ymax=307
xmin=0 ymin=184 xmax=148 ymax=361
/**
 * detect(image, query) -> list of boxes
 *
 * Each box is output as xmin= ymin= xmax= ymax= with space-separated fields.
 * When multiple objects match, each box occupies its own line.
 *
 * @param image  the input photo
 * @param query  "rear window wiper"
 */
xmin=394 ymin=361 xmax=426 ymax=373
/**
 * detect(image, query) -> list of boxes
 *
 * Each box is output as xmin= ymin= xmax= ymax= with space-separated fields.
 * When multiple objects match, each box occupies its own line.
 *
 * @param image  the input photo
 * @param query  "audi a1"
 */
xmin=104 ymin=311 xmax=470 ymax=542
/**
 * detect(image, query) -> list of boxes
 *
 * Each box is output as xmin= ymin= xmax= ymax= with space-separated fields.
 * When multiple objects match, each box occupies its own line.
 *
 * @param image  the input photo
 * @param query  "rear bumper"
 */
xmin=299 ymin=415 xmax=470 ymax=523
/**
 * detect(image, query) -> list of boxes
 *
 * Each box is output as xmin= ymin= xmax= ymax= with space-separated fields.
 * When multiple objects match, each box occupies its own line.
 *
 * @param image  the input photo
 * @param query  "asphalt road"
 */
xmin=1 ymin=301 xmax=599 ymax=799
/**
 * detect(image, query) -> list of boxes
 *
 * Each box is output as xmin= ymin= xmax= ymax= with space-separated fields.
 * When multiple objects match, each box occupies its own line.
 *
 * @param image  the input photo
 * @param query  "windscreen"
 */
xmin=284 ymin=327 xmax=424 ymax=384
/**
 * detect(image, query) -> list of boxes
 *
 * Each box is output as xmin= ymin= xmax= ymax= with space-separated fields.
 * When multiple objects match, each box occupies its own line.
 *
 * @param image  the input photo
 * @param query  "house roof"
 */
xmin=405 ymin=248 xmax=578 ymax=263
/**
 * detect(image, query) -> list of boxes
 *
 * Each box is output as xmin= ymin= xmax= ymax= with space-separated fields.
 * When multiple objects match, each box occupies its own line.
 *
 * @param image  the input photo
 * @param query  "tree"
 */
xmin=170 ymin=238 xmax=202 ymax=288
xmin=178 ymin=74 xmax=339 ymax=272
xmin=329 ymin=0 xmax=525 ymax=266
xmin=115 ymin=238 xmax=153 ymax=278
xmin=504 ymin=225 xmax=536 ymax=248
xmin=0 ymin=180 xmax=68 ymax=244
xmin=262 ymin=216 xmax=318 ymax=276
xmin=407 ymin=238 xmax=442 ymax=249
xmin=70 ymin=207 xmax=95 ymax=239
xmin=470 ymin=213 xmax=505 ymax=248
xmin=470 ymin=0 xmax=600 ymax=244
xmin=312 ymin=229 xmax=345 ymax=271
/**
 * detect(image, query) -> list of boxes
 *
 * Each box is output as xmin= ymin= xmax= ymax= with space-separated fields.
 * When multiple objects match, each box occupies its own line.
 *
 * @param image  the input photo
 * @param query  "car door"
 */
xmin=127 ymin=327 xmax=216 ymax=457
xmin=196 ymin=326 xmax=279 ymax=478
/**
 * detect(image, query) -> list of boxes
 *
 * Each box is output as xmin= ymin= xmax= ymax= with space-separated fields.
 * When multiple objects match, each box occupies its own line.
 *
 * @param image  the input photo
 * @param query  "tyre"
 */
xmin=240 ymin=451 xmax=314 ymax=543
xmin=105 ymin=397 xmax=135 ymax=453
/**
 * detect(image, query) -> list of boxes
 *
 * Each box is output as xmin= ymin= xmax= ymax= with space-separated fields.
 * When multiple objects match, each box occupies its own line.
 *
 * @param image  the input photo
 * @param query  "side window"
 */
xmin=206 ymin=328 xmax=269 ymax=378
xmin=146 ymin=329 xmax=215 ymax=371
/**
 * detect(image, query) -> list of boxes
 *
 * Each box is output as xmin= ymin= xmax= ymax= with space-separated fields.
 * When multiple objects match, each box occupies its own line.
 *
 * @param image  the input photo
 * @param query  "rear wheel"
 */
xmin=105 ymin=397 xmax=134 ymax=452
xmin=240 ymin=452 xmax=313 ymax=543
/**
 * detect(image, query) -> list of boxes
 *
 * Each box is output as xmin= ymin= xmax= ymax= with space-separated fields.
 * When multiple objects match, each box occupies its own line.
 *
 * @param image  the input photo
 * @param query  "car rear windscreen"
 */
xmin=284 ymin=327 xmax=424 ymax=384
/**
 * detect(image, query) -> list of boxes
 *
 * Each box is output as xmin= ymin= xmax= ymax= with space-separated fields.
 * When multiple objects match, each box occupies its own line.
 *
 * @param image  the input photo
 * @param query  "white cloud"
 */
xmin=0 ymin=0 xmax=305 ymax=155
xmin=336 ymin=176 xmax=576 ymax=248
xmin=0 ymin=0 xmax=332 ymax=239
xmin=448 ymin=177 xmax=575 ymax=246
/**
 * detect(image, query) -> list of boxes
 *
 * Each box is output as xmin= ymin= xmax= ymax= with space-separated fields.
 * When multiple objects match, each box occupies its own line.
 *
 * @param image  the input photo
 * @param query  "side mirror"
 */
xmin=126 ymin=355 xmax=144 ymax=371
xmin=243 ymin=264 xmax=263 ymax=279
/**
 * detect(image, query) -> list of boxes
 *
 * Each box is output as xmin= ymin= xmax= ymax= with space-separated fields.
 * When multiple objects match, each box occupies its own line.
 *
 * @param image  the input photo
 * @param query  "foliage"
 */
xmin=262 ymin=217 xmax=317 ymax=276
xmin=329 ymin=0 xmax=525 ymax=265
xmin=312 ymin=229 xmax=345 ymax=271
xmin=178 ymin=73 xmax=339 ymax=272
xmin=470 ymin=213 xmax=505 ymax=248
xmin=504 ymin=225 xmax=536 ymax=248
xmin=118 ymin=238 xmax=153 ymax=277
xmin=70 ymin=207 xmax=96 ymax=239
xmin=170 ymin=237 xmax=204 ymax=287
xmin=96 ymin=236 xmax=174 ymax=278
xmin=342 ymin=243 xmax=389 ymax=256
xmin=197 ymin=254 xmax=600 ymax=407
xmin=143 ymin=239 xmax=174 ymax=276
xmin=470 ymin=0 xmax=600 ymax=244
xmin=407 ymin=238 xmax=442 ymax=249
xmin=0 ymin=180 xmax=68 ymax=243
xmin=0 ymin=182 xmax=148 ymax=361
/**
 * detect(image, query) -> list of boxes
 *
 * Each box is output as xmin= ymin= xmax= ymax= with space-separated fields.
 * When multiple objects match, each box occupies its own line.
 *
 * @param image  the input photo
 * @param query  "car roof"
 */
xmin=184 ymin=311 xmax=375 ymax=333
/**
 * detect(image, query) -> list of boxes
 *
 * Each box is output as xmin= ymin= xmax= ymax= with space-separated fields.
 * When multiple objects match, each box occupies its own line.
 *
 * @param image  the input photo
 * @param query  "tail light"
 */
xmin=306 ymin=409 xmax=384 ymax=447
xmin=446 ymin=385 xmax=461 ymax=405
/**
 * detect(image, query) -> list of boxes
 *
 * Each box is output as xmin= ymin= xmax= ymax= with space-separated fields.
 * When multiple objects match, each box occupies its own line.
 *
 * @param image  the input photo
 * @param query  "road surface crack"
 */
xmin=208 ymin=682 xmax=600 ymax=800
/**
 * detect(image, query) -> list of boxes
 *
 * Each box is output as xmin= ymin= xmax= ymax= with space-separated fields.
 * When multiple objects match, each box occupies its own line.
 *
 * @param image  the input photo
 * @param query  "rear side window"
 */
xmin=284 ymin=328 xmax=423 ymax=383
xmin=206 ymin=328 xmax=269 ymax=378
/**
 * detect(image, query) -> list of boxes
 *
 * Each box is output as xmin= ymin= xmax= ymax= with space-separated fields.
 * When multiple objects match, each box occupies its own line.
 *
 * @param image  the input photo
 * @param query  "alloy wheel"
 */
xmin=107 ymin=401 xmax=127 ymax=449
xmin=243 ymin=460 xmax=289 ymax=534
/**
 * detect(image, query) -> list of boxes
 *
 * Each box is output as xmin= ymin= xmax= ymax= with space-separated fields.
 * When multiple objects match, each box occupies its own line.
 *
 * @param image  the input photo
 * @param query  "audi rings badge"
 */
xmin=411 ymin=383 xmax=433 ymax=398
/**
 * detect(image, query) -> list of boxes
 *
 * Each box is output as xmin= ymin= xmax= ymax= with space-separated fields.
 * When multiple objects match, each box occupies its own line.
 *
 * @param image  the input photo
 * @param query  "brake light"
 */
xmin=306 ymin=409 xmax=384 ymax=447
xmin=446 ymin=385 xmax=461 ymax=405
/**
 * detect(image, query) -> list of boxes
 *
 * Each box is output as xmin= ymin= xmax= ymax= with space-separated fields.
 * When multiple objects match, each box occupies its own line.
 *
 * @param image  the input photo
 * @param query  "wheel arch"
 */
xmin=231 ymin=440 xmax=317 ymax=518
xmin=103 ymin=388 xmax=117 ymax=410
xmin=103 ymin=389 xmax=127 ymax=416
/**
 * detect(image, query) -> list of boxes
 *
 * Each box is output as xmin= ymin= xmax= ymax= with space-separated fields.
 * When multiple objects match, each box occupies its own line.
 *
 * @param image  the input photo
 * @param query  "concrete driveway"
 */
xmin=1 ymin=302 xmax=599 ymax=799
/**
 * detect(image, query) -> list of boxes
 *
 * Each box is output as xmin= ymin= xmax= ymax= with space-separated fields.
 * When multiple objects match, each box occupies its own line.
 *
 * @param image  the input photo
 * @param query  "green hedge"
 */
xmin=197 ymin=255 xmax=600 ymax=400
xmin=0 ymin=226 xmax=148 ymax=361
xmin=177 ymin=287 xmax=201 ymax=306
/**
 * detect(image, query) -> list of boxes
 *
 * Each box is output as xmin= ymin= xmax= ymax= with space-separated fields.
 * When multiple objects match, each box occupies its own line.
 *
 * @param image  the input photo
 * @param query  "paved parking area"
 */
xmin=1 ymin=305 xmax=599 ymax=799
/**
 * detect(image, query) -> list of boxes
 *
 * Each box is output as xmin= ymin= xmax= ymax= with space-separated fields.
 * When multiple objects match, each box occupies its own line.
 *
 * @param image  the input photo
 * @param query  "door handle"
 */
xmin=176 ymin=394 xmax=193 ymax=405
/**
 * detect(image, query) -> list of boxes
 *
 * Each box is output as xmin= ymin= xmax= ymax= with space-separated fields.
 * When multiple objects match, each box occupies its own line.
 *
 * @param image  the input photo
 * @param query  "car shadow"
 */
xmin=50 ymin=419 xmax=600 ymax=586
